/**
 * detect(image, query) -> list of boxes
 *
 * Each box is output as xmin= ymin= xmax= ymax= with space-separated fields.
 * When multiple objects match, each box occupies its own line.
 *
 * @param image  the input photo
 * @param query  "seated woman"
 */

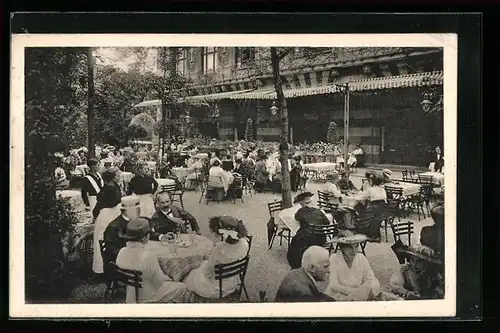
xmin=183 ymin=216 xmax=250 ymax=299
xmin=325 ymin=235 xmax=381 ymax=301
xmin=356 ymin=174 xmax=387 ymax=242
xmin=184 ymin=155 xmax=204 ymax=189
xmin=207 ymin=160 xmax=230 ymax=196
xmin=335 ymin=171 xmax=358 ymax=194
xmin=389 ymin=244 xmax=444 ymax=300
xmin=128 ymin=162 xmax=158 ymax=218
xmin=287 ymin=192 xmax=336 ymax=269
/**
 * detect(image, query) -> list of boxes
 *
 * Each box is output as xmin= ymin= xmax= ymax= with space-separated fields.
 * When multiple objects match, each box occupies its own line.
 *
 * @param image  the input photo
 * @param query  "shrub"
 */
xmin=326 ymin=121 xmax=338 ymax=144
xmin=244 ymin=118 xmax=255 ymax=142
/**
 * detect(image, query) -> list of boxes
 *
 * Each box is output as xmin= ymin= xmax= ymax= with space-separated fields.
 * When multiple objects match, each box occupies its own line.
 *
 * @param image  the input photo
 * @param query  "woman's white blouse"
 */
xmin=361 ymin=186 xmax=387 ymax=202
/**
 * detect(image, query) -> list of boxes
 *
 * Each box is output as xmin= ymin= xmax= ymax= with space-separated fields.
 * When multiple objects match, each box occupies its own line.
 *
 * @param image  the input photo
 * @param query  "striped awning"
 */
xmin=184 ymin=88 xmax=255 ymax=102
xmin=229 ymin=71 xmax=443 ymax=100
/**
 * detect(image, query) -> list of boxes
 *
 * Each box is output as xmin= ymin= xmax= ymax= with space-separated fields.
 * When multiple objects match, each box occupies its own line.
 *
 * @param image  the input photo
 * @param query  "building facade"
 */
xmin=140 ymin=47 xmax=444 ymax=166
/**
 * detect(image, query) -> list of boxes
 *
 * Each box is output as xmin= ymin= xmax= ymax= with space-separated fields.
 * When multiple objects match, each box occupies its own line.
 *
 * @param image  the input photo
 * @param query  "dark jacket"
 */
xmin=420 ymin=225 xmax=444 ymax=257
xmin=92 ymin=181 xmax=122 ymax=219
xmin=81 ymin=172 xmax=104 ymax=206
xmin=102 ymin=214 xmax=129 ymax=265
xmin=429 ymin=152 xmax=444 ymax=171
xmin=294 ymin=206 xmax=331 ymax=228
xmin=275 ymin=268 xmax=335 ymax=302
xmin=128 ymin=174 xmax=158 ymax=195
xmin=149 ymin=205 xmax=200 ymax=237
xmin=336 ymin=178 xmax=357 ymax=192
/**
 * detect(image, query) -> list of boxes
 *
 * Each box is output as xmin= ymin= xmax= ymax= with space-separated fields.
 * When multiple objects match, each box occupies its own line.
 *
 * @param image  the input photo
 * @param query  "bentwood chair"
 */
xmin=160 ymin=184 xmax=185 ymax=209
xmin=307 ymin=224 xmax=341 ymax=254
xmin=214 ymin=255 xmax=251 ymax=302
xmin=267 ymin=200 xmax=290 ymax=250
xmin=107 ymin=262 xmax=143 ymax=304
xmin=390 ymin=220 xmax=415 ymax=247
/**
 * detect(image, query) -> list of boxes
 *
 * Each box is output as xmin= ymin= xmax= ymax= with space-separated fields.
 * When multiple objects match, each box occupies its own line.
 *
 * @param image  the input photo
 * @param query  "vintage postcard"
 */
xmin=10 ymin=33 xmax=457 ymax=318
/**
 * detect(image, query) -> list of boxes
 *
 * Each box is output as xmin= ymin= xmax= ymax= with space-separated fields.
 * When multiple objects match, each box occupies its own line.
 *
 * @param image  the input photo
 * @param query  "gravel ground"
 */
xmin=69 ymin=169 xmax=434 ymax=303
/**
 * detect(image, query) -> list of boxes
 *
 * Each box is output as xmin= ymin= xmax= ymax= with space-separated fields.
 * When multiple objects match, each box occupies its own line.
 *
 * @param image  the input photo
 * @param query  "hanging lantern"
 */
xmin=269 ymin=101 xmax=279 ymax=115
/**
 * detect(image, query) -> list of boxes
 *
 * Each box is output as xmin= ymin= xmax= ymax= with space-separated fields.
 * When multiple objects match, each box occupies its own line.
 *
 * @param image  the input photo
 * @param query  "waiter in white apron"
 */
xmin=81 ymin=158 xmax=104 ymax=212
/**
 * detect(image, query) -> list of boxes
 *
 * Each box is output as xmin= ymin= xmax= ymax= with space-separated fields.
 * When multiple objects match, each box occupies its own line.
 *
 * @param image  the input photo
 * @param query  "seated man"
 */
xmin=335 ymin=170 xmax=357 ymax=194
xmin=275 ymin=246 xmax=335 ymax=302
xmin=420 ymin=204 xmax=444 ymax=260
xmin=150 ymin=192 xmax=201 ymax=237
xmin=116 ymin=217 xmax=192 ymax=303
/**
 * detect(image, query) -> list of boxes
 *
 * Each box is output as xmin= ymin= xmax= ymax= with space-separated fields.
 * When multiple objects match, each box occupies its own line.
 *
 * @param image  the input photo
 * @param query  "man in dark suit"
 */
xmin=430 ymin=146 xmax=444 ymax=172
xmin=149 ymin=192 xmax=201 ymax=238
xmin=81 ymin=158 xmax=104 ymax=212
xmin=102 ymin=196 xmax=141 ymax=275
xmin=276 ymin=246 xmax=335 ymax=302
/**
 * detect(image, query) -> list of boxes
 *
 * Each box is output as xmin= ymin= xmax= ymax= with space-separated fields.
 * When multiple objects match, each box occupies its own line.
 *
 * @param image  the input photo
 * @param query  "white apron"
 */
xmin=92 ymin=205 xmax=121 ymax=274
xmin=135 ymin=194 xmax=155 ymax=218
xmin=88 ymin=196 xmax=97 ymax=212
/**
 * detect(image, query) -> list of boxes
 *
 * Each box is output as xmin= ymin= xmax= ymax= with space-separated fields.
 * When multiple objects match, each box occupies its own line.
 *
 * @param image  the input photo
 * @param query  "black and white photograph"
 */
xmin=10 ymin=32 xmax=457 ymax=318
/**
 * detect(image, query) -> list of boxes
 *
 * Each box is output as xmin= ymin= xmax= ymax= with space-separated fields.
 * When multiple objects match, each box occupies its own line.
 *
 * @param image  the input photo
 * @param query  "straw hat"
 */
xmin=400 ymin=244 xmax=442 ymax=264
xmin=293 ymin=191 xmax=314 ymax=204
xmin=335 ymin=231 xmax=367 ymax=245
xmin=382 ymin=169 xmax=392 ymax=178
xmin=119 ymin=195 xmax=140 ymax=210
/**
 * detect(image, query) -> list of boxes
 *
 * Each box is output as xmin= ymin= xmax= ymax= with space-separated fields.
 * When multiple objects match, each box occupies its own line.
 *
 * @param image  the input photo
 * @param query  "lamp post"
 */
xmin=335 ymin=83 xmax=350 ymax=170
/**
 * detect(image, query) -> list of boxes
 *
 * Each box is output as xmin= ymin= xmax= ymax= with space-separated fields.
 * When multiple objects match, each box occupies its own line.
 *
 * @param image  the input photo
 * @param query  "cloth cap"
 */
xmin=119 ymin=217 xmax=151 ymax=239
xmin=293 ymin=191 xmax=314 ymax=204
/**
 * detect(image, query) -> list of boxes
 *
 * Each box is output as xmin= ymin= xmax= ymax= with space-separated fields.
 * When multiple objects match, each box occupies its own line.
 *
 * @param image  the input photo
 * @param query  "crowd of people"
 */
xmin=53 ymin=136 xmax=444 ymax=304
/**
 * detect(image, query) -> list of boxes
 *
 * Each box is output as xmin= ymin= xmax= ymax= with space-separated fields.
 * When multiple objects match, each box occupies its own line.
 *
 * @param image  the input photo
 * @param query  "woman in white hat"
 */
xmin=389 ymin=244 xmax=444 ymax=300
xmin=183 ymin=216 xmax=250 ymax=299
xmin=325 ymin=233 xmax=380 ymax=301
xmin=92 ymin=167 xmax=122 ymax=274
xmin=128 ymin=161 xmax=158 ymax=218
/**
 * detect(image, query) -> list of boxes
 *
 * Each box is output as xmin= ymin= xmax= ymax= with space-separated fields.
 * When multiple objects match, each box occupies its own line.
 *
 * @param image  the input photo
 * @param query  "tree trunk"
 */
xmin=87 ymin=48 xmax=96 ymax=158
xmin=270 ymin=47 xmax=292 ymax=208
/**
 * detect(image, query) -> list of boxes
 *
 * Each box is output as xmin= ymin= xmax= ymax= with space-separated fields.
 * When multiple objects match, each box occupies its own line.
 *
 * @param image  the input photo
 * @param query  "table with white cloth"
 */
xmin=172 ymin=167 xmax=194 ymax=182
xmin=155 ymin=178 xmax=176 ymax=194
xmin=277 ymin=204 xmax=334 ymax=237
xmin=419 ymin=171 xmax=445 ymax=186
xmin=303 ymin=162 xmax=340 ymax=181
xmin=120 ymin=171 xmax=134 ymax=194
xmin=56 ymin=190 xmax=85 ymax=210
xmin=146 ymin=235 xmax=215 ymax=275
xmin=384 ymin=182 xmax=421 ymax=198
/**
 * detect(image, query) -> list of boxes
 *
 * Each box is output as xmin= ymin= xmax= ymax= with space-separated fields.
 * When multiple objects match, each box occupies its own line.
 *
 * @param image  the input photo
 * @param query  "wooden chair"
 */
xmin=231 ymin=173 xmax=245 ymax=204
xmin=160 ymin=184 xmax=185 ymax=209
xmin=214 ymin=255 xmax=250 ymax=301
xmin=380 ymin=199 xmax=402 ymax=242
xmin=317 ymin=190 xmax=332 ymax=203
xmin=405 ymin=187 xmax=428 ymax=220
xmin=391 ymin=220 xmax=415 ymax=247
xmin=307 ymin=224 xmax=340 ymax=254
xmin=418 ymin=174 xmax=434 ymax=186
xmin=267 ymin=200 xmax=290 ymax=250
xmin=107 ymin=262 xmax=143 ymax=304
xmin=79 ymin=234 xmax=94 ymax=275
xmin=384 ymin=186 xmax=408 ymax=217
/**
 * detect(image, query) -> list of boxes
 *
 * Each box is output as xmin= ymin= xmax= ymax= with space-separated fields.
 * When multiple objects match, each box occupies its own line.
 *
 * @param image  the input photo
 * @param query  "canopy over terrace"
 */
xmin=227 ymin=71 xmax=443 ymax=100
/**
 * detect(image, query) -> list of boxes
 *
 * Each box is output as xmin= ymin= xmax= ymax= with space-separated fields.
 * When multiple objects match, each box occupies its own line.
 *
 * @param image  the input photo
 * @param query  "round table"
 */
xmin=146 ymin=235 xmax=214 ymax=259
xmin=304 ymin=162 xmax=339 ymax=172
xmin=384 ymin=182 xmax=421 ymax=198
xmin=172 ymin=167 xmax=193 ymax=182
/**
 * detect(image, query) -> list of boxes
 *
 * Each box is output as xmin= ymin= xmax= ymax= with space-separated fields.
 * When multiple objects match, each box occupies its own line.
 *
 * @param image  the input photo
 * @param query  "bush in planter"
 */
xmin=244 ymin=118 xmax=255 ymax=142
xmin=326 ymin=121 xmax=339 ymax=145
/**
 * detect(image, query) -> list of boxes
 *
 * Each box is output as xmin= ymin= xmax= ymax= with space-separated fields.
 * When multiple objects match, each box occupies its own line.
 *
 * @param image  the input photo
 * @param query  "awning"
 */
xmin=183 ymin=88 xmax=255 ymax=102
xmin=229 ymin=71 xmax=443 ymax=100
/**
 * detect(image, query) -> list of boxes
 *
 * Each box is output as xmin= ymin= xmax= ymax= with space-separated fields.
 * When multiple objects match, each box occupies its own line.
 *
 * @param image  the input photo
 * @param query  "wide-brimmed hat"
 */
xmin=382 ymin=169 xmax=392 ymax=177
xmin=365 ymin=171 xmax=377 ymax=179
xmin=119 ymin=217 xmax=151 ymax=240
xmin=335 ymin=231 xmax=367 ymax=245
xmin=119 ymin=195 xmax=140 ymax=210
xmin=400 ymin=244 xmax=442 ymax=264
xmin=293 ymin=191 xmax=314 ymax=204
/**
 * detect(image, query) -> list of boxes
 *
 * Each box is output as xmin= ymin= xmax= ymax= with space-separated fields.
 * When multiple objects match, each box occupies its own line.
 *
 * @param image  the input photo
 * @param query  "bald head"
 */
xmin=301 ymin=246 xmax=330 ymax=282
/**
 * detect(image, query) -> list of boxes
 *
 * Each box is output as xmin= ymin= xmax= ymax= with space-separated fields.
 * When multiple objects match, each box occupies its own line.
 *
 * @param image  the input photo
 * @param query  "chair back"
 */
xmin=401 ymin=170 xmax=409 ymax=181
xmin=391 ymin=220 xmax=414 ymax=246
xmin=317 ymin=190 xmax=331 ymax=202
xmin=418 ymin=175 xmax=434 ymax=185
xmin=109 ymin=262 xmax=143 ymax=303
xmin=385 ymin=186 xmax=404 ymax=200
xmin=267 ymin=200 xmax=283 ymax=218
xmin=214 ymin=255 xmax=250 ymax=299
xmin=160 ymin=184 xmax=178 ymax=194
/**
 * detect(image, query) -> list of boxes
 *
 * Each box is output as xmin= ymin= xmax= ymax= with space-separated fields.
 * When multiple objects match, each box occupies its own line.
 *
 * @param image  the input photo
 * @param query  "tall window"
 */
xmin=202 ymin=47 xmax=217 ymax=74
xmin=176 ymin=48 xmax=187 ymax=75
xmin=235 ymin=47 xmax=256 ymax=68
